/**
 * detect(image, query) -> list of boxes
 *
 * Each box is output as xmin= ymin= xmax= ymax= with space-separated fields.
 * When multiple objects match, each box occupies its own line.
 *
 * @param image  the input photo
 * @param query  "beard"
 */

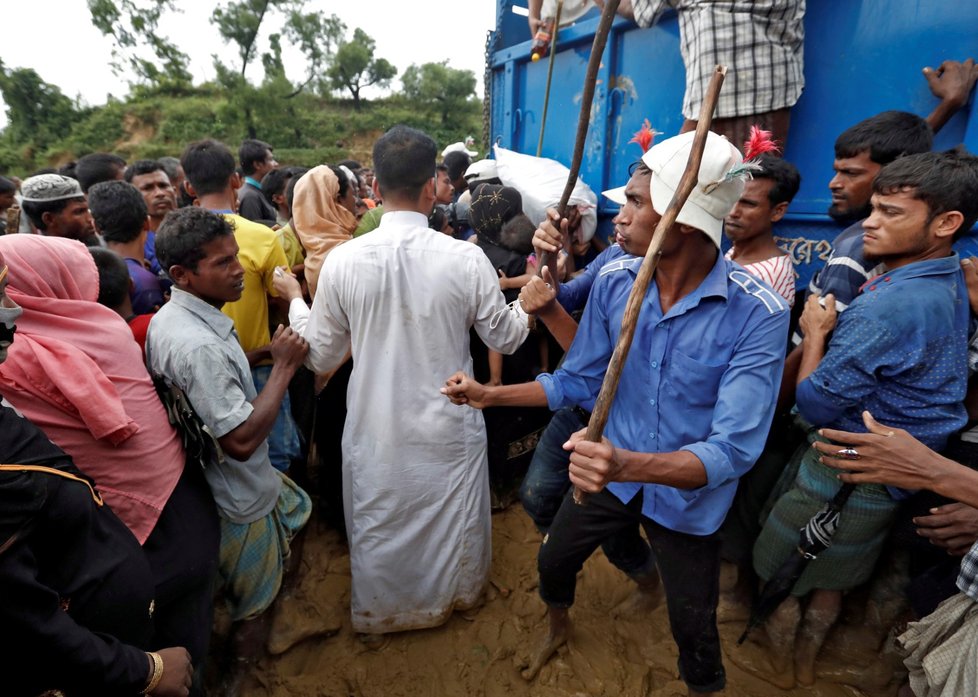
xmin=828 ymin=200 xmax=872 ymax=226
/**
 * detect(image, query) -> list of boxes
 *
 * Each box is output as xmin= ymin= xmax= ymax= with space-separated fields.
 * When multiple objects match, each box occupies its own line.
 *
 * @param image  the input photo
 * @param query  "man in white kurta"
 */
xmin=279 ymin=126 xmax=530 ymax=634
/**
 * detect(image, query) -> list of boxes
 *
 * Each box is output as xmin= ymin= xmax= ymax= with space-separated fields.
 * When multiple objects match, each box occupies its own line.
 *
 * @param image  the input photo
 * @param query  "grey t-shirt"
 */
xmin=146 ymin=288 xmax=281 ymax=524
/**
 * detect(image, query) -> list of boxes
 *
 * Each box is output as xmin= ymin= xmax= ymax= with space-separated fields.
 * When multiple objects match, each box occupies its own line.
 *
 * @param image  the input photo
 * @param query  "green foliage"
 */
xmin=327 ymin=28 xmax=397 ymax=110
xmin=0 ymin=61 xmax=79 ymax=156
xmin=87 ymin=0 xmax=192 ymax=90
xmin=401 ymin=61 xmax=478 ymax=124
xmin=281 ymin=10 xmax=346 ymax=97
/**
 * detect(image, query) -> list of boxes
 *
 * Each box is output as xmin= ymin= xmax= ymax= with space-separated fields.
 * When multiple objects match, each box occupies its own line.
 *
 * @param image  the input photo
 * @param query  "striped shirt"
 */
xmin=725 ymin=249 xmax=796 ymax=307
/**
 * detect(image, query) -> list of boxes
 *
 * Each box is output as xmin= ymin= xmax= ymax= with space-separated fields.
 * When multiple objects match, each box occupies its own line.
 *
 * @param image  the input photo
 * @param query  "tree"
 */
xmin=87 ymin=0 xmax=192 ymax=92
xmin=0 ymin=60 xmax=79 ymax=152
xmin=211 ymin=0 xmax=299 ymax=81
xmin=281 ymin=10 xmax=346 ymax=97
xmin=401 ymin=62 xmax=477 ymax=124
xmin=327 ymin=28 xmax=397 ymax=111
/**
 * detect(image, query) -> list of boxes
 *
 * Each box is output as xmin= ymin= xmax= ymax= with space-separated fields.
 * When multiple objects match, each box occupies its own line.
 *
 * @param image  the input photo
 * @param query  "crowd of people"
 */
xmin=2 ymin=55 xmax=978 ymax=697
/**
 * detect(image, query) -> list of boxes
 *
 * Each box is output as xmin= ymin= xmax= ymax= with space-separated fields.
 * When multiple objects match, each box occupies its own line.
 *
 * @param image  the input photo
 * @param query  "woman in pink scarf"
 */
xmin=0 ymin=234 xmax=219 ymax=669
xmin=292 ymin=165 xmax=358 ymax=297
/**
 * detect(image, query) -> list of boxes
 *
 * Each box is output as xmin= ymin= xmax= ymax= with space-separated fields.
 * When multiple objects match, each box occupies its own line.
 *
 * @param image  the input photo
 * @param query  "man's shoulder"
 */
xmin=726 ymin=262 xmax=791 ymax=317
xmin=226 ymin=213 xmax=276 ymax=238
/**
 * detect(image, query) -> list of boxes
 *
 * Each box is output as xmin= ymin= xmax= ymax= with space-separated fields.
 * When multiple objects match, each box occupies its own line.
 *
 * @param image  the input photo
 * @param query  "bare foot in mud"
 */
xmin=520 ymin=608 xmax=570 ymax=681
xmin=613 ymin=578 xmax=663 ymax=618
xmin=716 ymin=591 xmax=751 ymax=624
xmin=728 ymin=597 xmax=799 ymax=690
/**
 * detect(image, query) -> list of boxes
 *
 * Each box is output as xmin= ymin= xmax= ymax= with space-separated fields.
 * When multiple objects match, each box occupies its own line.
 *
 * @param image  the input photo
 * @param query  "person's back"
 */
xmin=281 ymin=125 xmax=529 ymax=635
xmin=324 ymin=212 xmax=522 ymax=446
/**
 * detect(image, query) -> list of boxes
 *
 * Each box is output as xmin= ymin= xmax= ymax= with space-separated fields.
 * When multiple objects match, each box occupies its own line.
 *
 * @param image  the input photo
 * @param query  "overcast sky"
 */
xmin=0 ymin=0 xmax=503 ymax=129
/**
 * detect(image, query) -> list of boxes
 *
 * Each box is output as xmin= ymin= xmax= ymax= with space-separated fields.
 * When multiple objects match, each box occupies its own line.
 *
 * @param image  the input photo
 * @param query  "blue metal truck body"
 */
xmin=488 ymin=1 xmax=978 ymax=286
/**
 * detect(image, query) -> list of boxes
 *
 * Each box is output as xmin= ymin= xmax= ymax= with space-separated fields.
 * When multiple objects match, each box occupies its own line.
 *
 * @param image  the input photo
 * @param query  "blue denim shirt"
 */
xmin=798 ymin=254 xmax=969 ymax=452
xmin=538 ymin=253 xmax=790 ymax=535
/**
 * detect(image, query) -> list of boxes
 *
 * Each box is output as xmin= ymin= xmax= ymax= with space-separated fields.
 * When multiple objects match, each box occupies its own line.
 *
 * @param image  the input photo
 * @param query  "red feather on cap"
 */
xmin=742 ymin=126 xmax=780 ymax=161
xmin=629 ymin=119 xmax=659 ymax=153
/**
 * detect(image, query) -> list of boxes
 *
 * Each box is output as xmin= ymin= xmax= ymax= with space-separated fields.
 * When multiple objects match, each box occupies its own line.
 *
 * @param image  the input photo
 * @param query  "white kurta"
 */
xmin=288 ymin=210 xmax=529 ymax=633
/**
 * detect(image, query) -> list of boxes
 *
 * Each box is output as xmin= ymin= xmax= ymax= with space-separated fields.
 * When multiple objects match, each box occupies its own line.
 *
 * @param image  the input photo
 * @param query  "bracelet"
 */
xmin=142 ymin=652 xmax=164 ymax=694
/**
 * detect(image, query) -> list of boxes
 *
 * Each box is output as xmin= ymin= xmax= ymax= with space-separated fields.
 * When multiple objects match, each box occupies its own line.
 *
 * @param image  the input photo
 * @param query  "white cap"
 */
xmin=603 ymin=131 xmax=745 ymax=248
xmin=442 ymin=141 xmax=478 ymax=158
xmin=464 ymin=159 xmax=498 ymax=183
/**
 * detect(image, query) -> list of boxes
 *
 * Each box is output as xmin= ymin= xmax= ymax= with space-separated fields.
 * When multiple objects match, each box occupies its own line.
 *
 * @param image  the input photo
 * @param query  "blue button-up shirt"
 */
xmin=538 ymin=253 xmax=790 ymax=535
xmin=557 ymin=244 xmax=630 ymax=313
xmin=798 ymin=254 xmax=969 ymax=452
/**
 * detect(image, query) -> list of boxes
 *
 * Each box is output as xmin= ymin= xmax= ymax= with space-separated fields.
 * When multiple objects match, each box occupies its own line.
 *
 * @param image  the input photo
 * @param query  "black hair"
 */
xmin=0 ymin=176 xmax=16 ymax=195
xmin=158 ymin=156 xmax=182 ymax=182
xmin=337 ymin=159 xmax=362 ymax=173
xmin=330 ymin=165 xmax=352 ymax=198
xmin=124 ymin=159 xmax=166 ymax=183
xmin=21 ymin=198 xmax=77 ymax=231
xmin=156 ymin=207 xmax=235 ymax=274
xmin=443 ymin=151 xmax=471 ymax=182
xmin=76 ymin=152 xmax=127 ymax=193
xmin=89 ymin=247 xmax=131 ymax=309
xmin=753 ymin=154 xmax=802 ymax=206
xmin=58 ymin=161 xmax=78 ymax=180
xmin=260 ymin=168 xmax=291 ymax=207
xmin=181 ymin=140 xmax=236 ymax=197
xmin=436 ymin=163 xmax=449 ymax=174
xmin=372 ymin=125 xmax=437 ymax=201
xmin=284 ymin=167 xmax=309 ymax=217
xmin=873 ymin=148 xmax=978 ymax=240
xmin=429 ymin=205 xmax=448 ymax=231
xmin=499 ymin=214 xmax=535 ymax=255
xmin=239 ymin=139 xmax=273 ymax=175
xmin=835 ymin=111 xmax=933 ymax=166
xmin=466 ymin=175 xmax=502 ymax=194
xmin=88 ymin=181 xmax=148 ymax=243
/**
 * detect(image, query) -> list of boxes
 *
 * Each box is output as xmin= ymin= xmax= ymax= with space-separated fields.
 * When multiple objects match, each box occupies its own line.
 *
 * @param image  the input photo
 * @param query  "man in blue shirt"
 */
xmin=236 ymin=139 xmax=279 ymax=224
xmin=753 ymin=149 xmax=978 ymax=689
xmin=443 ymin=131 xmax=790 ymax=696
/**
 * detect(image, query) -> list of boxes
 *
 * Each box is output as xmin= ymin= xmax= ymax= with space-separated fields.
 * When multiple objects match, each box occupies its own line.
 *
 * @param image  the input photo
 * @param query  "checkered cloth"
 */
xmin=218 ymin=471 xmax=311 ymax=621
xmin=958 ymin=541 xmax=978 ymax=601
xmin=899 ymin=591 xmax=978 ymax=697
xmin=632 ymin=0 xmax=805 ymax=119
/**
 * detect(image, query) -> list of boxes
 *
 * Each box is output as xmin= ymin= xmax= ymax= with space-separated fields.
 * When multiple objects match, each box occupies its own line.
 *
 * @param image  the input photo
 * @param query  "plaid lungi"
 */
xmin=753 ymin=440 xmax=899 ymax=595
xmin=899 ymin=592 xmax=978 ymax=697
xmin=219 ymin=472 xmax=311 ymax=621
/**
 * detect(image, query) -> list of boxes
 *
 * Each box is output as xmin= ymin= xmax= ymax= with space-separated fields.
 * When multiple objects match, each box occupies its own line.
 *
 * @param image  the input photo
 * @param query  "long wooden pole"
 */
xmin=573 ymin=65 xmax=728 ymax=504
xmin=539 ymin=0 xmax=621 ymax=285
xmin=536 ymin=0 xmax=564 ymax=157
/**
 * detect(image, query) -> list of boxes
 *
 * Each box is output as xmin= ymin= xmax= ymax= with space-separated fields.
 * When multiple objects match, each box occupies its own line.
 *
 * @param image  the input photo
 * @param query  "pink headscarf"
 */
xmin=293 ymin=165 xmax=358 ymax=297
xmin=0 ymin=235 xmax=138 ymax=444
xmin=0 ymin=235 xmax=186 ymax=542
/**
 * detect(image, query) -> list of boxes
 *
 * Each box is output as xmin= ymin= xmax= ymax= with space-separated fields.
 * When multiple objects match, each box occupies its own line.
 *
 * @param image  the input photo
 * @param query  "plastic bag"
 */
xmin=493 ymin=144 xmax=598 ymax=242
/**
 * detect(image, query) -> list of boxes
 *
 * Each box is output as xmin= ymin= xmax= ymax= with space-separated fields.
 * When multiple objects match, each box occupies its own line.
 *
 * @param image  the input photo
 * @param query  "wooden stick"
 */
xmin=573 ymin=65 xmax=728 ymax=505
xmin=536 ymin=0 xmax=564 ymax=158
xmin=539 ymin=0 xmax=621 ymax=285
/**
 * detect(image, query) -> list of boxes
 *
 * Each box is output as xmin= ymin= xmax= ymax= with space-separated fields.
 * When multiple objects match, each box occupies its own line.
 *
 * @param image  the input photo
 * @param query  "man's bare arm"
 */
xmin=924 ymin=58 xmax=978 ymax=134
xmin=563 ymin=429 xmax=708 ymax=493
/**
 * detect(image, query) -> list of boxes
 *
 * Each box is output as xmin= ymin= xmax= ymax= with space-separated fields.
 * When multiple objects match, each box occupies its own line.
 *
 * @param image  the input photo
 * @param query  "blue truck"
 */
xmin=487 ymin=1 xmax=978 ymax=286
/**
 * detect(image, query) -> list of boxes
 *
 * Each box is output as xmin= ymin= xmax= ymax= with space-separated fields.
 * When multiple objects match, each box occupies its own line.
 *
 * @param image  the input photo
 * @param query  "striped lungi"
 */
xmin=219 ymin=471 xmax=311 ymax=621
xmin=752 ymin=439 xmax=899 ymax=596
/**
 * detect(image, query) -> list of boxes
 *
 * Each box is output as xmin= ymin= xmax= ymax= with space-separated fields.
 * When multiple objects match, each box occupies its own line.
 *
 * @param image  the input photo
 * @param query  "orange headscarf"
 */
xmin=292 ymin=165 xmax=358 ymax=297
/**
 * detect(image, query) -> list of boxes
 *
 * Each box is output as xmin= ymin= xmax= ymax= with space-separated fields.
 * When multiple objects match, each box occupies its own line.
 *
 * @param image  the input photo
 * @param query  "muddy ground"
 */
xmin=241 ymin=505 xmax=905 ymax=697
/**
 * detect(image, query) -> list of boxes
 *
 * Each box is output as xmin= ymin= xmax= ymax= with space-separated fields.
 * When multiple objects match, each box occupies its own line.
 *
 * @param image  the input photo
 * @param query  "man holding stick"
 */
xmin=443 ymin=131 xmax=790 ymax=695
